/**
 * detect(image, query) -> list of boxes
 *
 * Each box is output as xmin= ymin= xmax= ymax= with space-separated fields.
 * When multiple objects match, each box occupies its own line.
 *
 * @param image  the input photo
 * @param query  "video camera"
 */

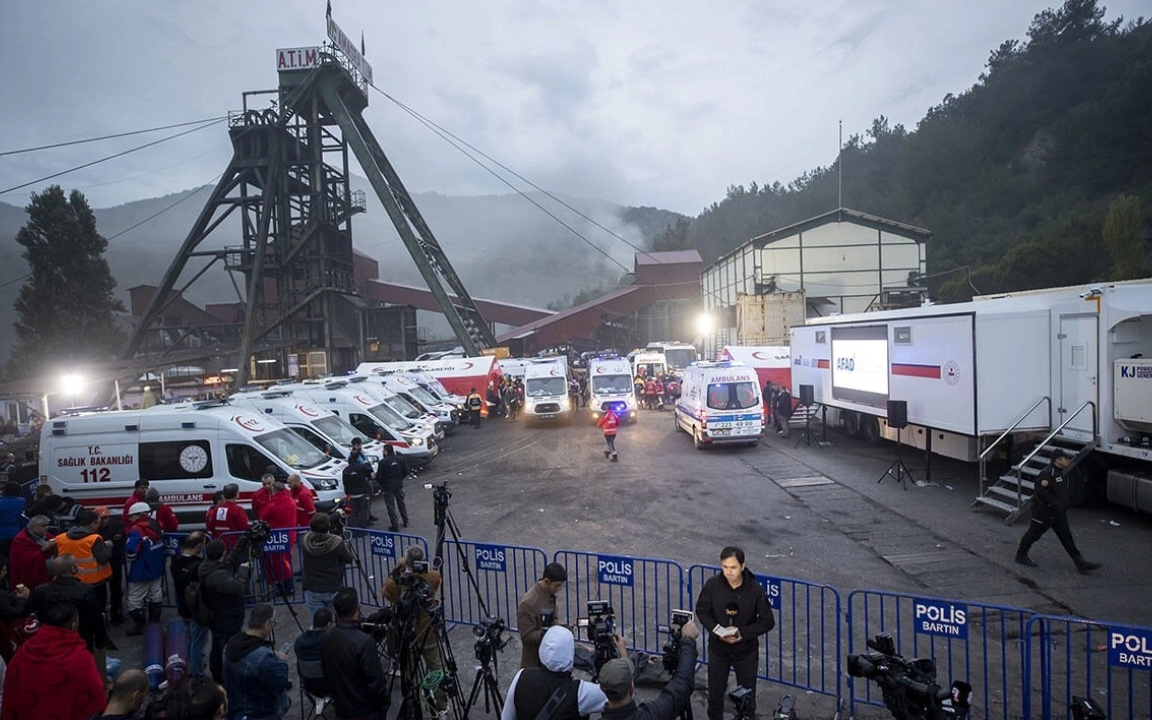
xmin=847 ymin=634 xmax=972 ymax=720
xmin=577 ymin=600 xmax=618 ymax=673
xmin=359 ymin=606 xmax=394 ymax=643
xmin=472 ymin=616 xmax=509 ymax=662
xmin=657 ymin=610 xmax=694 ymax=673
xmin=728 ymin=687 xmax=755 ymax=720
xmin=243 ymin=519 xmax=273 ymax=546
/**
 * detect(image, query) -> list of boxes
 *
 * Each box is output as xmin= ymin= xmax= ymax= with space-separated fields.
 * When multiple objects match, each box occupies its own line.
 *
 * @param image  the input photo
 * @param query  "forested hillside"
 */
xmin=660 ymin=0 xmax=1152 ymax=301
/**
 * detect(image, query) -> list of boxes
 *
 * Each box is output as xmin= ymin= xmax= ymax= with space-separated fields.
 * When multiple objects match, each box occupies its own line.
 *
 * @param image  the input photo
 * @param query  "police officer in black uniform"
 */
xmin=1015 ymin=455 xmax=1102 ymax=573
xmin=375 ymin=445 xmax=409 ymax=533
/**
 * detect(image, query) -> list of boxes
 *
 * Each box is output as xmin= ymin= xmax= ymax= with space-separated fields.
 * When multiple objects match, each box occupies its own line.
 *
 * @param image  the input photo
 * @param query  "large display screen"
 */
xmin=831 ymin=325 xmax=889 ymax=407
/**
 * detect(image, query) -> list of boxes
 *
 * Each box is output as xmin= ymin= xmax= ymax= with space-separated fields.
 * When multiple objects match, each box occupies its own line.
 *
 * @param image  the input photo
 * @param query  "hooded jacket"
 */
xmin=0 ymin=624 xmax=106 ymax=720
xmin=300 ymin=531 xmax=354 ymax=593
xmin=501 ymin=627 xmax=608 ymax=720
xmin=198 ymin=557 xmax=251 ymax=636
xmin=223 ymin=632 xmax=290 ymax=720
xmin=694 ymin=567 xmax=775 ymax=657
xmin=8 ymin=527 xmax=54 ymax=590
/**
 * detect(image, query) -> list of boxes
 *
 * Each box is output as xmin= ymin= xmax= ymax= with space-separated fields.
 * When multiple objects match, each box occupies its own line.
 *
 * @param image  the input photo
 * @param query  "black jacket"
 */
xmin=694 ymin=568 xmax=775 ymax=657
xmin=319 ymin=620 xmax=390 ymax=718
xmin=1031 ymin=463 xmax=1071 ymax=519
xmin=293 ymin=627 xmax=331 ymax=697
xmin=300 ymin=531 xmax=354 ymax=594
xmin=198 ymin=557 xmax=250 ymax=635
xmin=170 ymin=552 xmax=203 ymax=620
xmin=601 ymin=638 xmax=698 ymax=720
xmin=29 ymin=576 xmax=106 ymax=650
xmin=376 ymin=456 xmax=409 ymax=491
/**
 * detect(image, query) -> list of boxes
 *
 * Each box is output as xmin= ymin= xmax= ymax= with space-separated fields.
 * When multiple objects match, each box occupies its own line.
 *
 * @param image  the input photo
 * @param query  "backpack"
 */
xmin=185 ymin=580 xmax=215 ymax=626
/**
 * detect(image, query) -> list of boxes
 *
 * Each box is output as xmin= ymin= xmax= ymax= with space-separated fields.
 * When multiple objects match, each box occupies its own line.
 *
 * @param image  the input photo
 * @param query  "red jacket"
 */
xmin=597 ymin=412 xmax=620 ymax=436
xmin=252 ymin=487 xmax=272 ymax=518
xmin=644 ymin=380 xmax=657 ymax=395
xmin=0 ymin=624 xmax=106 ymax=720
xmin=121 ymin=490 xmax=146 ymax=522
xmin=206 ymin=500 xmax=249 ymax=543
xmin=259 ymin=490 xmax=298 ymax=531
xmin=8 ymin=528 xmax=54 ymax=590
xmin=150 ymin=503 xmax=179 ymax=532
xmin=291 ymin=484 xmax=317 ymax=527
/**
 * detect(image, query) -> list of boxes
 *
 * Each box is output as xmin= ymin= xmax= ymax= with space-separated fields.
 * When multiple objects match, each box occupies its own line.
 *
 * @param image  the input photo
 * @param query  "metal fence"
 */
xmin=688 ymin=564 xmax=841 ymax=698
xmin=345 ymin=529 xmax=428 ymax=609
xmin=1024 ymin=614 xmax=1152 ymax=720
xmin=846 ymin=589 xmax=1031 ymax=720
xmin=553 ymin=549 xmax=685 ymax=654
xmin=437 ymin=540 xmax=548 ymax=628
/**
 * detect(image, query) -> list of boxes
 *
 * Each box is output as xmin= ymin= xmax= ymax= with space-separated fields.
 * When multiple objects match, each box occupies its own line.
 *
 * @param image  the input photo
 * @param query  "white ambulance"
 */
xmin=279 ymin=379 xmax=438 ymax=467
xmin=39 ymin=401 xmax=345 ymax=524
xmin=344 ymin=377 xmax=445 ymax=442
xmin=587 ymin=356 xmax=638 ymax=424
xmin=674 ymin=362 xmax=765 ymax=449
xmin=227 ymin=390 xmax=388 ymax=465
xmin=523 ymin=357 xmax=573 ymax=424
xmin=364 ymin=373 xmax=460 ymax=431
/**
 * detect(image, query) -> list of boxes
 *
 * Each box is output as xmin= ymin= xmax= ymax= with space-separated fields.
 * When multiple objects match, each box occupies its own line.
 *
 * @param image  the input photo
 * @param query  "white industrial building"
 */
xmin=700 ymin=208 xmax=931 ymax=357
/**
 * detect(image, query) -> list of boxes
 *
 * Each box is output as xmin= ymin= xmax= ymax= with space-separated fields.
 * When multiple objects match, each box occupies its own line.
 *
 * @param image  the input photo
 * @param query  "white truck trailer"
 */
xmin=790 ymin=280 xmax=1152 ymax=519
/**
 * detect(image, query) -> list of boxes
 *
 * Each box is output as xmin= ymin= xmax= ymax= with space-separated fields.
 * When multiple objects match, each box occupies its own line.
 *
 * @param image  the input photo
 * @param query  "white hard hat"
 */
xmin=128 ymin=502 xmax=151 ymax=516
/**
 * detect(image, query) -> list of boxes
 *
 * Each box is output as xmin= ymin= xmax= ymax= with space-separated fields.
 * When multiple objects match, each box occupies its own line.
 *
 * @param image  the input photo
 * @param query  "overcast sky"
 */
xmin=1 ymin=0 xmax=1145 ymax=216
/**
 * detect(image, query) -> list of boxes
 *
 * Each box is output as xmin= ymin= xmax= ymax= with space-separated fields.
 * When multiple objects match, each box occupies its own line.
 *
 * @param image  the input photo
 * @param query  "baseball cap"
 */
xmin=598 ymin=658 xmax=635 ymax=701
xmin=128 ymin=501 xmax=151 ymax=516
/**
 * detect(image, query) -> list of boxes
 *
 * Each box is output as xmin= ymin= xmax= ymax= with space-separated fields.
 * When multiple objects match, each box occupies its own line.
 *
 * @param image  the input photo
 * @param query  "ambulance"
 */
xmin=39 ymin=401 xmax=346 ymax=525
xmin=278 ymin=379 xmax=438 ymax=467
xmin=227 ymin=390 xmax=388 ymax=464
xmin=363 ymin=373 xmax=460 ymax=431
xmin=523 ymin=357 xmax=573 ymax=424
xmin=587 ymin=356 xmax=638 ymax=424
xmin=674 ymin=362 xmax=765 ymax=449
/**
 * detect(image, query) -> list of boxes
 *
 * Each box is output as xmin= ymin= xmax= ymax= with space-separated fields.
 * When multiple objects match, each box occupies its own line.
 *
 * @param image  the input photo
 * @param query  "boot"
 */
xmin=125 ymin=611 xmax=146 ymax=636
xmin=610 ymin=453 xmax=619 ymax=463
xmin=604 ymin=450 xmax=610 ymax=459
xmin=148 ymin=602 xmax=163 ymax=624
xmin=1014 ymin=552 xmax=1037 ymax=567
xmin=1073 ymin=555 xmax=1102 ymax=573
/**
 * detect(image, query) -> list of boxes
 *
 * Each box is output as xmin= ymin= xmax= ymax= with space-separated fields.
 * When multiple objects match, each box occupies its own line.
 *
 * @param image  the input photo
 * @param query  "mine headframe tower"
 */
xmin=123 ymin=47 xmax=496 ymax=387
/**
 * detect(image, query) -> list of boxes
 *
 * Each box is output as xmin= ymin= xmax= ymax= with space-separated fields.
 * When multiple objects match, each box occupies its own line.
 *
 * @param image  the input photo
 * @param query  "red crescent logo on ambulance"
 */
xmin=354 ymin=395 xmax=373 ymax=406
xmin=295 ymin=404 xmax=321 ymax=417
xmin=233 ymin=416 xmax=266 ymax=433
xmin=595 ymin=367 xmax=606 ymax=373
xmin=550 ymin=368 xmax=560 ymax=376
xmin=461 ymin=361 xmax=474 ymax=370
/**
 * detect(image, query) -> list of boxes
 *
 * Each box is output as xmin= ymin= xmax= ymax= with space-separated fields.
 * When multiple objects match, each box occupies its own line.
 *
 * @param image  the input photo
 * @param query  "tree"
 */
xmin=1102 ymin=195 xmax=1144 ymax=279
xmin=9 ymin=186 xmax=126 ymax=378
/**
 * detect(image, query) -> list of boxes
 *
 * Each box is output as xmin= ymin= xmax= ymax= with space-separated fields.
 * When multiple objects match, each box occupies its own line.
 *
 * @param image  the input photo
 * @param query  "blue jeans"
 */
xmin=304 ymin=590 xmax=336 ymax=619
xmin=187 ymin=618 xmax=209 ymax=679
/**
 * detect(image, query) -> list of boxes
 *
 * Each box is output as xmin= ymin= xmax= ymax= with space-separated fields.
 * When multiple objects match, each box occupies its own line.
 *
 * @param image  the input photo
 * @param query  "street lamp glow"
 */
xmin=695 ymin=313 xmax=714 ymax=336
xmin=60 ymin=374 xmax=85 ymax=397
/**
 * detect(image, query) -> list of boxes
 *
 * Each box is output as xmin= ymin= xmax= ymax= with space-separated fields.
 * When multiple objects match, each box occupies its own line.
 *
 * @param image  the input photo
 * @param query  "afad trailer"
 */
xmin=789 ymin=279 xmax=1152 ymax=518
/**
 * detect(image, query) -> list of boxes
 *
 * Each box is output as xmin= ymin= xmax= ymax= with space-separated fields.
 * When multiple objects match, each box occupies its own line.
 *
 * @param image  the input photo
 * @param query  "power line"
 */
xmin=0 ymin=117 xmax=228 ymax=158
xmin=368 ymin=83 xmax=636 ymax=274
xmin=0 ymin=118 xmax=226 ymax=196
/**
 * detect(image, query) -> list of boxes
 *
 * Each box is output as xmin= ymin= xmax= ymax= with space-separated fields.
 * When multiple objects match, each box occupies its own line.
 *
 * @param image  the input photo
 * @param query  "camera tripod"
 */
xmin=464 ymin=636 xmax=504 ymax=718
xmin=387 ymin=591 xmax=465 ymax=720
xmin=877 ymin=427 xmax=914 ymax=491
xmin=432 ymin=483 xmax=492 ymax=619
xmin=241 ymin=533 xmax=304 ymax=632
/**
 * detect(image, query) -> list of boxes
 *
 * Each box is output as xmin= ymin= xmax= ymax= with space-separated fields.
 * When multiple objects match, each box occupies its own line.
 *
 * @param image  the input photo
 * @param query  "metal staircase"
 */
xmin=973 ymin=399 xmax=1097 ymax=524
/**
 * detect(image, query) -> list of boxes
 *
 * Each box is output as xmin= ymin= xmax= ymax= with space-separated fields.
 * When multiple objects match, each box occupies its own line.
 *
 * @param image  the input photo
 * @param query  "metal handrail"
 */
xmin=1011 ymin=400 xmax=1097 ymax=505
xmin=979 ymin=396 xmax=1051 ymax=461
xmin=977 ymin=396 xmax=1049 ymax=495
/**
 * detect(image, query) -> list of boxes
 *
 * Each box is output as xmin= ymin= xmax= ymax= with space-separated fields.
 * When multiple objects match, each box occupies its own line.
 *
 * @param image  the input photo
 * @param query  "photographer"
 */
xmin=502 ymin=626 xmax=611 ymax=720
xmin=382 ymin=546 xmax=447 ymax=713
xmin=320 ymin=587 xmax=390 ymax=720
xmin=517 ymin=562 xmax=567 ymax=669
xmin=199 ymin=538 xmax=253 ymax=682
xmin=301 ymin=512 xmax=354 ymax=616
xmin=599 ymin=619 xmax=700 ymax=720
xmin=694 ymin=546 xmax=775 ymax=720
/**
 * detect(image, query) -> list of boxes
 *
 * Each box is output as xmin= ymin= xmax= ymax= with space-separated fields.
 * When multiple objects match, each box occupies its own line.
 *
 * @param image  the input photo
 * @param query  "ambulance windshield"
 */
xmin=254 ymin=429 xmax=329 ymax=469
xmin=313 ymin=415 xmax=368 ymax=446
xmin=707 ymin=382 xmax=759 ymax=411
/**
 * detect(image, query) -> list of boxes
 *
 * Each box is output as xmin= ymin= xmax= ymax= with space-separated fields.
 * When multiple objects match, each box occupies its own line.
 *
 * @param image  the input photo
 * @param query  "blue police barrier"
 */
xmin=343 ymin=529 xmax=428 ymax=608
xmin=218 ymin=527 xmax=309 ymax=607
xmin=1024 ymin=614 xmax=1152 ymax=720
xmin=846 ymin=589 xmax=1031 ymax=720
xmin=438 ymin=540 xmax=548 ymax=628
xmin=553 ymin=549 xmax=684 ymax=653
xmin=688 ymin=564 xmax=841 ymax=699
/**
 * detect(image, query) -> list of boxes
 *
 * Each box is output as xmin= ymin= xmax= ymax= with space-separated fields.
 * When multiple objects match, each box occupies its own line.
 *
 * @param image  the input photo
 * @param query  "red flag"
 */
xmin=360 ymin=30 xmax=366 ymax=56
xmin=326 ymin=0 xmax=331 ymax=17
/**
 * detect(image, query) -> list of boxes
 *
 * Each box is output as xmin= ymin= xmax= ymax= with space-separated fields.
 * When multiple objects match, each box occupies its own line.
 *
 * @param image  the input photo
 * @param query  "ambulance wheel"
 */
xmin=693 ymin=427 xmax=704 ymax=450
xmin=860 ymin=416 xmax=880 ymax=444
xmin=672 ymin=410 xmax=680 ymax=432
xmin=843 ymin=411 xmax=861 ymax=438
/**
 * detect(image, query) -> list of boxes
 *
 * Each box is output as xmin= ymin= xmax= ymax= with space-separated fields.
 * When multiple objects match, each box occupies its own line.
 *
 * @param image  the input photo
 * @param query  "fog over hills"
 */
xmin=0 ymin=179 xmax=682 ymax=363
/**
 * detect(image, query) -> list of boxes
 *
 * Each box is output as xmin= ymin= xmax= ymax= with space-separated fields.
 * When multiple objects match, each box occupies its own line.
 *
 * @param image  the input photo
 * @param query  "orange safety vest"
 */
xmin=55 ymin=532 xmax=112 ymax=585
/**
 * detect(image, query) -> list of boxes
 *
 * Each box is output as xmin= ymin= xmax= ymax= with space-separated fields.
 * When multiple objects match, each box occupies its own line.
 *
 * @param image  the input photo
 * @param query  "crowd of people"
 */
xmin=631 ymin=369 xmax=681 ymax=410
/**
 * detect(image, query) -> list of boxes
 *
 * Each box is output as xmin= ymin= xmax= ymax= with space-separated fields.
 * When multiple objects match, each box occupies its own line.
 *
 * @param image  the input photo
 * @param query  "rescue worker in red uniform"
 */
xmin=251 ymin=473 xmax=275 ymax=518
xmin=121 ymin=478 xmax=150 ymax=523
xmin=597 ymin=408 xmax=620 ymax=462
xmin=259 ymin=481 xmax=298 ymax=595
xmin=206 ymin=483 xmax=249 ymax=547
xmin=288 ymin=473 xmax=317 ymax=528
